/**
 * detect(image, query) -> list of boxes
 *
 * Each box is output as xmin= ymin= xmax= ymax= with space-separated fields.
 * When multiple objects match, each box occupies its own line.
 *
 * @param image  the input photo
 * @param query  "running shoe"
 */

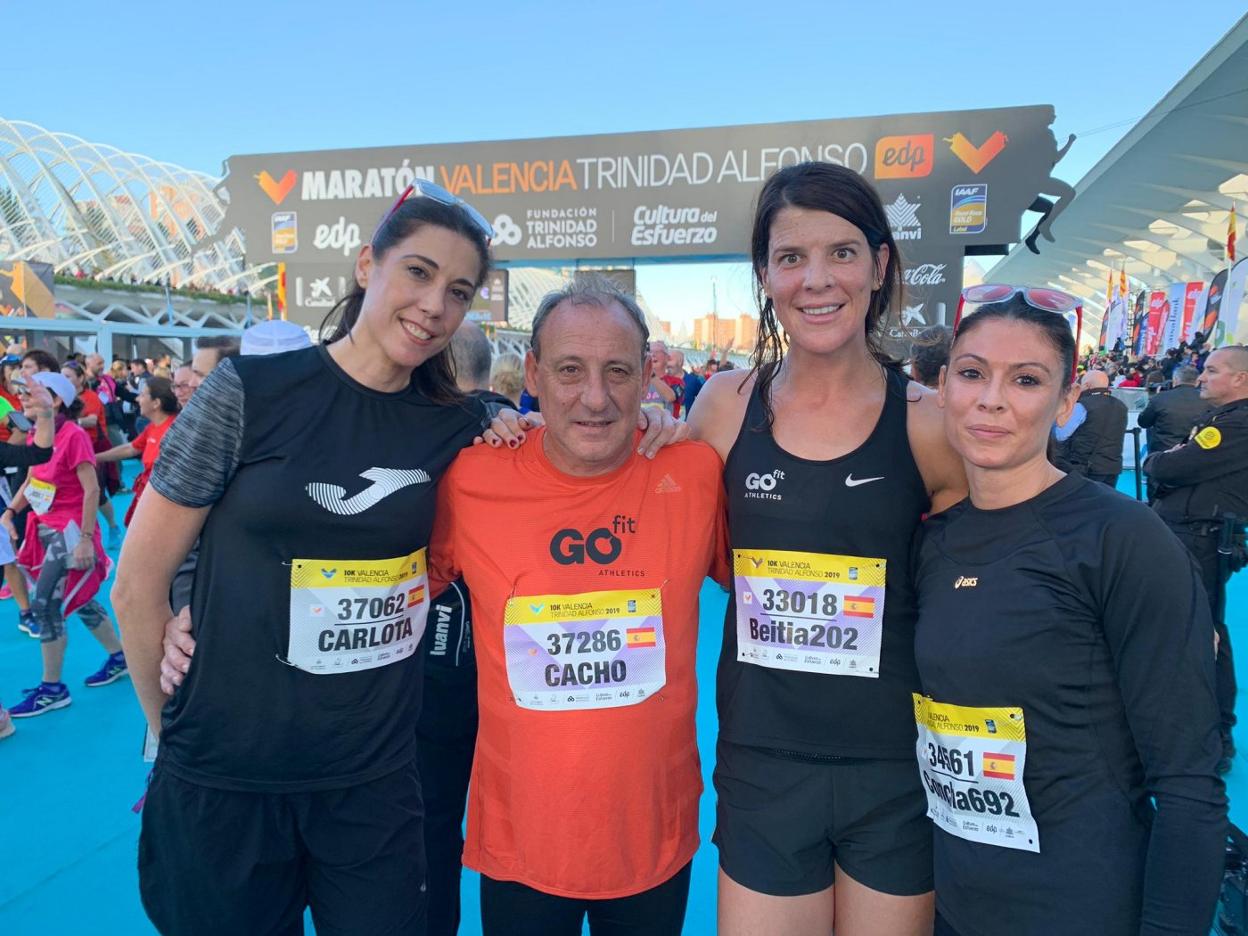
xmin=84 ymin=652 xmax=128 ymax=688
xmin=17 ymin=611 xmax=39 ymax=639
xmin=9 ymin=683 xmax=71 ymax=718
xmin=0 ymin=584 xmax=11 ymax=600
xmin=0 ymin=707 xmax=13 ymax=740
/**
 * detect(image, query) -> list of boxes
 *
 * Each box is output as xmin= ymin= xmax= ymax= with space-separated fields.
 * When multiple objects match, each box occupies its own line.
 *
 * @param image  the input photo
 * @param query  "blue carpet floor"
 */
xmin=0 ymin=467 xmax=1241 ymax=935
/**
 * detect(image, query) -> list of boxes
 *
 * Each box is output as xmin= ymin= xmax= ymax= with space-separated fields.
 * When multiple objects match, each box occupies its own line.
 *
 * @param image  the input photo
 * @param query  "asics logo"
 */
xmin=307 ymin=467 xmax=431 ymax=516
xmin=844 ymin=474 xmax=885 ymax=487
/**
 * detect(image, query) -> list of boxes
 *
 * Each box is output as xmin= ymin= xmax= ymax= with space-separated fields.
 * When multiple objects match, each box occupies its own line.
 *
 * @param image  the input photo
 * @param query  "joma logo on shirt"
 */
xmin=953 ymin=576 xmax=979 ymax=589
xmin=306 ymin=467 xmax=431 ymax=516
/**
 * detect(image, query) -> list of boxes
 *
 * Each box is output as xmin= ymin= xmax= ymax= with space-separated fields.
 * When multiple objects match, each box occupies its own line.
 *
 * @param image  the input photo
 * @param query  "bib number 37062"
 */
xmin=286 ymin=548 xmax=429 ymax=675
xmin=733 ymin=548 xmax=885 ymax=678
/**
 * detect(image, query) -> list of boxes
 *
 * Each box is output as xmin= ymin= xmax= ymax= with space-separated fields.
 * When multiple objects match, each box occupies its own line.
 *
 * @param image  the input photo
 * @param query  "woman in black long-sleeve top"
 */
xmin=915 ymin=291 xmax=1226 ymax=936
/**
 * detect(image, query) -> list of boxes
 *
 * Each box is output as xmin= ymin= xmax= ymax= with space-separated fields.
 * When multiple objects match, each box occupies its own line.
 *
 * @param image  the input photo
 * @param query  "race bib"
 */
xmin=733 ymin=548 xmax=885 ymax=677
xmin=27 ymin=478 xmax=56 ymax=516
xmin=286 ymin=549 xmax=428 ymax=675
xmin=503 ymin=588 xmax=665 ymax=711
xmin=913 ymin=695 xmax=1039 ymax=853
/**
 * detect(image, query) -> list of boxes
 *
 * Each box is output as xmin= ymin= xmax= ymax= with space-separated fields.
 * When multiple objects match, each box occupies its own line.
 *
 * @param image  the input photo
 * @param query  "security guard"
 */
xmin=1146 ymin=345 xmax=1248 ymax=773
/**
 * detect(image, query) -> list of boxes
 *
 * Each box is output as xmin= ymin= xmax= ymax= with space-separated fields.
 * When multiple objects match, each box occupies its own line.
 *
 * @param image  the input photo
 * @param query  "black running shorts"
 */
xmin=713 ymin=740 xmax=933 ymax=897
xmin=139 ymin=761 xmax=426 ymax=936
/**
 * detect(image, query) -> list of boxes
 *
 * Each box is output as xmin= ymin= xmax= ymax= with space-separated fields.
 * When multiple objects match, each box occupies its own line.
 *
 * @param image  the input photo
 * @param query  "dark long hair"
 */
xmin=319 ymin=197 xmax=492 ymax=404
xmin=746 ymin=162 xmax=905 ymax=426
xmin=144 ymin=376 xmax=180 ymax=415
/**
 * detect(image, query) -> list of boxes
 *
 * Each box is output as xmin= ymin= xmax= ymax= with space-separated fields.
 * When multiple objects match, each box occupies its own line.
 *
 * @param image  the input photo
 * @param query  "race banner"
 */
xmin=1160 ymin=282 xmax=1188 ymax=352
xmin=206 ymin=106 xmax=1073 ymax=325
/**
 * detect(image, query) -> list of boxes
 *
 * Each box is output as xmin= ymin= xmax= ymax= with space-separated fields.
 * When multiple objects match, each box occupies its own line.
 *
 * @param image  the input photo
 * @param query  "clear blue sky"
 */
xmin=6 ymin=0 xmax=1242 ymax=327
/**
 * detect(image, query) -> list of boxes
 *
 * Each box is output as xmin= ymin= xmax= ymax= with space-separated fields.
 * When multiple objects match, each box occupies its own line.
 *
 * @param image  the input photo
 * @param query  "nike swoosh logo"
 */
xmin=845 ymin=474 xmax=885 ymax=487
xmin=306 ymin=467 xmax=431 ymax=516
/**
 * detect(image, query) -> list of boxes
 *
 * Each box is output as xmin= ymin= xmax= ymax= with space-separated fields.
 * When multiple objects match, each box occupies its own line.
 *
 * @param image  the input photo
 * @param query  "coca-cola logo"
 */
xmin=903 ymin=263 xmax=947 ymax=287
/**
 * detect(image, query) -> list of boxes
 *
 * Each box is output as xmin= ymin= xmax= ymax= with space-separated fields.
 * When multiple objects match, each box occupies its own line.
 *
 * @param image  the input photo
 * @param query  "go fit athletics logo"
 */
xmin=257 ymin=170 xmax=297 ymax=205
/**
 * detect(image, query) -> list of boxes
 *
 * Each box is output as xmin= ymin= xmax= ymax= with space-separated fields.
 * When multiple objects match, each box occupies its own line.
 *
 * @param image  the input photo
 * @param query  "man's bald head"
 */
xmin=1081 ymin=370 xmax=1110 ymax=391
xmin=450 ymin=322 xmax=493 ymax=392
xmin=1198 ymin=345 xmax=1248 ymax=406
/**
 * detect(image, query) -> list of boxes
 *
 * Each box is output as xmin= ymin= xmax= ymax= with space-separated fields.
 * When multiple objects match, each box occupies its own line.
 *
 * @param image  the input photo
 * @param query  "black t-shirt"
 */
xmin=150 ymin=345 xmax=487 ymax=792
xmin=718 ymin=368 xmax=931 ymax=758
xmin=915 ymin=473 xmax=1226 ymax=936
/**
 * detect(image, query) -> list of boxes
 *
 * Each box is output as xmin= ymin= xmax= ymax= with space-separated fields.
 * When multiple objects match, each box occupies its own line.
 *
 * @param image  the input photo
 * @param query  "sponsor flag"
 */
xmin=626 ymin=626 xmax=657 ymax=648
xmin=407 ymin=584 xmax=426 ymax=607
xmin=982 ymin=751 xmax=1016 ymax=780
xmin=1131 ymin=291 xmax=1146 ymax=355
xmin=1229 ymin=202 xmax=1238 ymax=264
xmin=844 ymin=595 xmax=876 ymax=618
xmin=1222 ymin=257 xmax=1248 ymax=346
xmin=277 ymin=262 xmax=288 ymax=320
xmin=1201 ymin=269 xmax=1228 ymax=340
xmin=1181 ymin=282 xmax=1204 ymax=344
xmin=1119 ymin=266 xmax=1128 ymax=300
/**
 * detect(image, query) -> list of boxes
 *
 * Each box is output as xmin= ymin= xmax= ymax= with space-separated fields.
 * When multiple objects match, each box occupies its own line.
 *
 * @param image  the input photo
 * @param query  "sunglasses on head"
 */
xmin=954 ymin=284 xmax=1082 ymax=381
xmin=379 ymin=180 xmax=494 ymax=245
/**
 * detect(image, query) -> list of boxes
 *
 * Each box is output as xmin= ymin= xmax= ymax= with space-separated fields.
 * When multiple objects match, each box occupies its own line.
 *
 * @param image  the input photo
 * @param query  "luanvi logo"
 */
xmin=884 ymin=194 xmax=921 ymax=241
xmin=306 ymin=467 xmax=431 ymax=516
xmin=953 ymin=576 xmax=979 ymax=589
xmin=256 ymin=170 xmax=297 ymax=205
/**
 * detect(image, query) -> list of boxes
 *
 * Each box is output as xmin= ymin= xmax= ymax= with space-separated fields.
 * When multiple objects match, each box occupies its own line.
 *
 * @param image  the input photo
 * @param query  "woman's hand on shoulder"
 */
xmin=475 ymin=409 xmax=540 ymax=449
xmin=635 ymin=407 xmax=690 ymax=458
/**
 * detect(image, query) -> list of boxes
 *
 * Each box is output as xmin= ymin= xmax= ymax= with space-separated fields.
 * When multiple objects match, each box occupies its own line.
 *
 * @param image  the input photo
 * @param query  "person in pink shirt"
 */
xmin=4 ymin=371 xmax=126 ymax=718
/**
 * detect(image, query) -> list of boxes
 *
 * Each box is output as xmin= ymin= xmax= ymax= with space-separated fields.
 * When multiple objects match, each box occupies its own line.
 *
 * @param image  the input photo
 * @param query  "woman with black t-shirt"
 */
xmin=915 ymin=290 xmax=1226 ymax=936
xmin=113 ymin=183 xmax=499 ymax=935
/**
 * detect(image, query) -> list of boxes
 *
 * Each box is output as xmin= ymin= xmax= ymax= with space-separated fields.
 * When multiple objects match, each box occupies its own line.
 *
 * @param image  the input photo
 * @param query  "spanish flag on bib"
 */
xmin=844 ymin=595 xmax=876 ymax=618
xmin=626 ymin=625 xmax=657 ymax=648
xmin=982 ymin=752 xmax=1016 ymax=780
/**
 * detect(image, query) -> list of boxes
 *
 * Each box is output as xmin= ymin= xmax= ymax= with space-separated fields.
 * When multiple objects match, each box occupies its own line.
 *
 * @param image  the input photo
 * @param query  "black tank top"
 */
xmin=718 ymin=366 xmax=930 ymax=758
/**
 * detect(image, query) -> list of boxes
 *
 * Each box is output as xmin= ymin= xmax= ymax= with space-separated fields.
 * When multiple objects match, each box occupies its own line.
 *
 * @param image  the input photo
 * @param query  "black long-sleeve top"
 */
xmin=0 ymin=437 xmax=53 ymax=470
xmin=915 ymin=473 xmax=1226 ymax=936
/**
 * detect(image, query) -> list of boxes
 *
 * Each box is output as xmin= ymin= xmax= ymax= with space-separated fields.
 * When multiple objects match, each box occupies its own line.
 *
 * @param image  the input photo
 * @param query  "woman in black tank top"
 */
xmin=690 ymin=163 xmax=965 ymax=936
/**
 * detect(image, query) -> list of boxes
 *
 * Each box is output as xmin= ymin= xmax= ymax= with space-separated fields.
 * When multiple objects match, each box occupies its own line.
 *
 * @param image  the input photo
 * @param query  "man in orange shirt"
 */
xmin=430 ymin=276 xmax=726 ymax=935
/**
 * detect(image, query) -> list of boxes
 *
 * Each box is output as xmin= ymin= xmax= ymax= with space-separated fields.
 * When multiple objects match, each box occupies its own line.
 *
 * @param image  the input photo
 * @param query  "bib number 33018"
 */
xmin=733 ymin=548 xmax=885 ymax=678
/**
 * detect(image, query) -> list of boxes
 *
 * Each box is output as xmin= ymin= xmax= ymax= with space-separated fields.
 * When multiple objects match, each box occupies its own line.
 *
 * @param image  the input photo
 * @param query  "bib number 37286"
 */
xmin=733 ymin=548 xmax=885 ymax=678
xmin=503 ymin=588 xmax=665 ymax=711
xmin=287 ymin=548 xmax=429 ymax=675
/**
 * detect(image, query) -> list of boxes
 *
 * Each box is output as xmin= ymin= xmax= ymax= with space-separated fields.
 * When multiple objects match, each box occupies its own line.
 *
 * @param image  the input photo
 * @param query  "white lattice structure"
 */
xmin=0 ymin=118 xmax=259 ymax=294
